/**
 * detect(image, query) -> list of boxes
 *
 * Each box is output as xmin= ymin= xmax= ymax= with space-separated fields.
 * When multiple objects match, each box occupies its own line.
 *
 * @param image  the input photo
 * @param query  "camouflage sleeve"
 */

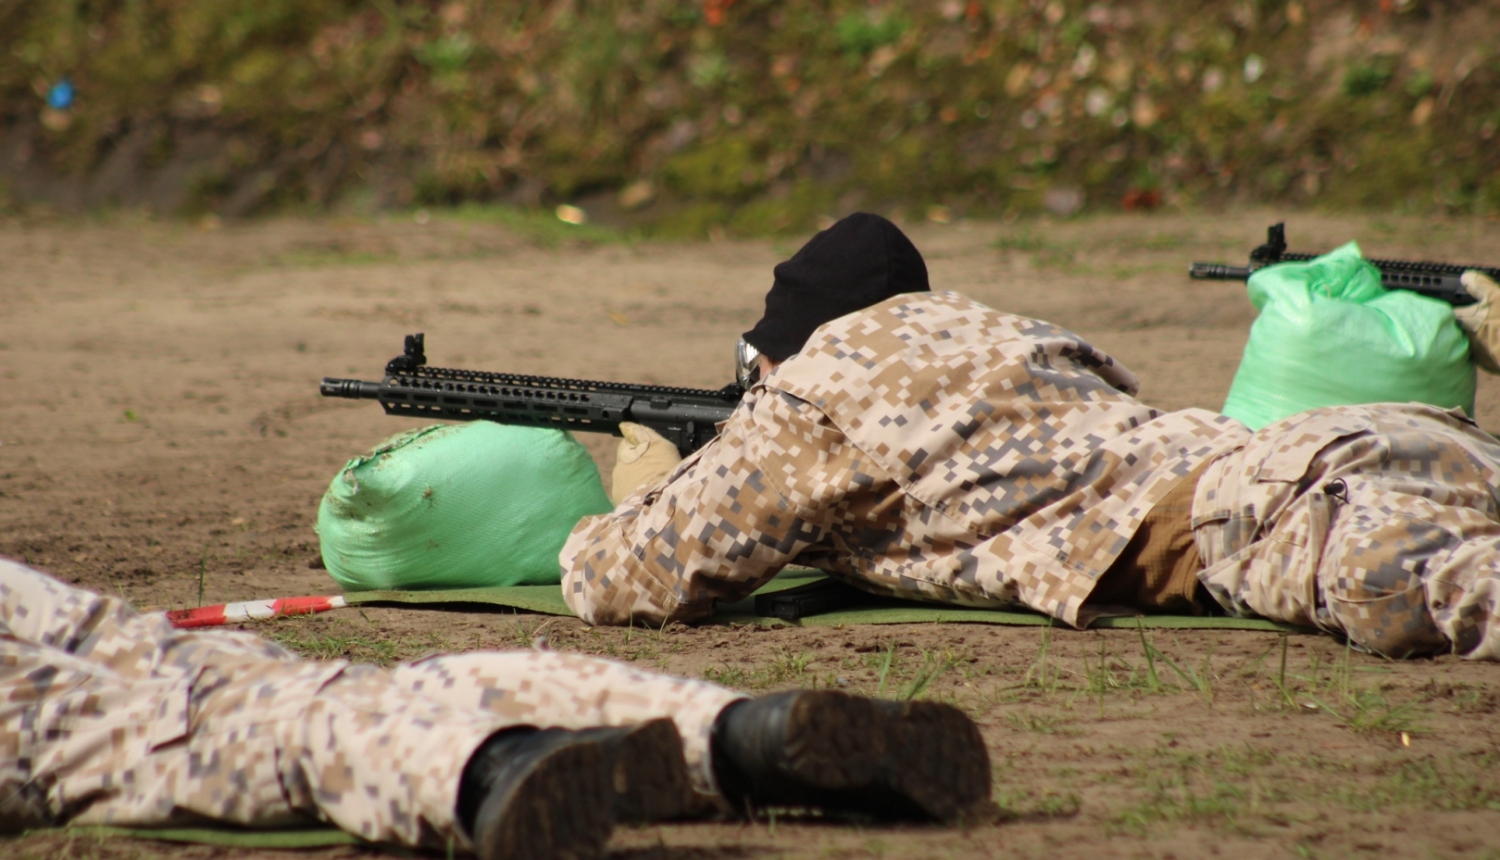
xmin=561 ymin=387 xmax=876 ymax=626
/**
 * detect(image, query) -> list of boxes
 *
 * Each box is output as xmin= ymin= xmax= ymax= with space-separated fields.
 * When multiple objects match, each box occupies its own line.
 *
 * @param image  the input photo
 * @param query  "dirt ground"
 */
xmin=4 ymin=209 xmax=1500 ymax=860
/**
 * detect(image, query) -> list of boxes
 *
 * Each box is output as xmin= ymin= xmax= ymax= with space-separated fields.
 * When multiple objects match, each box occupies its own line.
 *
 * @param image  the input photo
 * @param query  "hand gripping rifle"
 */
xmin=319 ymin=334 xmax=745 ymax=457
xmin=1188 ymin=222 xmax=1500 ymax=307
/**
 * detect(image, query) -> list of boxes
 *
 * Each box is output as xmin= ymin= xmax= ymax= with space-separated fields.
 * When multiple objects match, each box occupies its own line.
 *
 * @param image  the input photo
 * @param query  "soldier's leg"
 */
xmin=0 ymin=628 xmax=501 ymax=846
xmin=1317 ymin=480 xmax=1500 ymax=659
xmin=0 ymin=639 xmax=164 ymax=831
xmin=391 ymin=651 xmax=743 ymax=795
xmin=0 ymin=560 xmax=582 ymax=849
xmin=188 ymin=660 xmax=503 ymax=846
xmin=0 ymin=556 xmax=294 ymax=680
xmin=1196 ymin=415 xmax=1500 ymax=660
xmin=391 ymin=653 xmax=993 ymax=822
xmin=2 ymin=558 xmax=498 ymax=842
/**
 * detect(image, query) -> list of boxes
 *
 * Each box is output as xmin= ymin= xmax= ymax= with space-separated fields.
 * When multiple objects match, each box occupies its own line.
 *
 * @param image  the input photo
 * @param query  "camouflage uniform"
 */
xmin=562 ymin=291 xmax=1500 ymax=659
xmin=1194 ymin=403 xmax=1500 ymax=659
xmin=0 ymin=558 xmax=742 ymax=843
xmin=563 ymin=291 xmax=1244 ymax=627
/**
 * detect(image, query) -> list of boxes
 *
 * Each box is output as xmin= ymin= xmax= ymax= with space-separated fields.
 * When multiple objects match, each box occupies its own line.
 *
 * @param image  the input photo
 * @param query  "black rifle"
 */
xmin=320 ymin=334 xmax=744 ymax=457
xmin=1189 ymin=222 xmax=1500 ymax=307
xmin=753 ymin=578 xmax=871 ymax=621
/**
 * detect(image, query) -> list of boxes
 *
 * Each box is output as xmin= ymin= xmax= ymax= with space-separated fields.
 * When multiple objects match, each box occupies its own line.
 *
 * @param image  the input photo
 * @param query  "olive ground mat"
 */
xmin=344 ymin=568 xmax=1313 ymax=633
xmin=62 ymin=825 xmax=362 ymax=849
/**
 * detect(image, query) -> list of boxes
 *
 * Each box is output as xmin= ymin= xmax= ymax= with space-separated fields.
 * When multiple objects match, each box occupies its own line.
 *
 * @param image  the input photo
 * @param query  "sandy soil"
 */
xmin=4 ymin=209 xmax=1500 ymax=860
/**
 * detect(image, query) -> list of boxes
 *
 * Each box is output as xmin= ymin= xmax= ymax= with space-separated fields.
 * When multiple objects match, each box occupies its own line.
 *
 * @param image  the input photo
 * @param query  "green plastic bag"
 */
xmin=1221 ymin=241 xmax=1474 ymax=430
xmin=317 ymin=423 xmax=614 ymax=591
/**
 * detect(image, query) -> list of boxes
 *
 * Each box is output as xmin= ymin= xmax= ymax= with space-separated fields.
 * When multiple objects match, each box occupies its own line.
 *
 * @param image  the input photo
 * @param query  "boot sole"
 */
xmin=604 ymin=718 xmax=695 ymax=823
xmin=780 ymin=691 xmax=991 ymax=822
xmin=882 ymin=699 xmax=992 ymax=821
xmin=473 ymin=737 xmax=614 ymax=860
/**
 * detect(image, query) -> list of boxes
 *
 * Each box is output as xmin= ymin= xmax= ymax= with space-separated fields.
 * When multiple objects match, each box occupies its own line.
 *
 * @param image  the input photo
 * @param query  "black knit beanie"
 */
xmin=742 ymin=212 xmax=929 ymax=362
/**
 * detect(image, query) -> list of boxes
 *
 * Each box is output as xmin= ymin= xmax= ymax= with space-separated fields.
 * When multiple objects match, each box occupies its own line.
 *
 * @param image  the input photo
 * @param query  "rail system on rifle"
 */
xmin=1189 ymin=222 xmax=1499 ymax=307
xmin=320 ymin=334 xmax=744 ymax=457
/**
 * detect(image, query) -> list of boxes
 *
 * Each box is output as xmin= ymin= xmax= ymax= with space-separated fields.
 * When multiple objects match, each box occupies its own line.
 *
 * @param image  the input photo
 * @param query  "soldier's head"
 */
xmin=737 ymin=212 xmax=929 ymax=384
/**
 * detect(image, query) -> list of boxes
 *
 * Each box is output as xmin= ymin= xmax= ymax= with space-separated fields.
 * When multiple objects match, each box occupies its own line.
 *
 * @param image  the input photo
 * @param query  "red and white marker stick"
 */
xmin=166 ymin=595 xmax=347 ymax=629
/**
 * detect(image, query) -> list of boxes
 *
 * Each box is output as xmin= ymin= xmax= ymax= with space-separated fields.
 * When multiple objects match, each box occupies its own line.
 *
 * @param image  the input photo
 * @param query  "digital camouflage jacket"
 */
xmin=562 ymin=291 xmax=1248 ymax=627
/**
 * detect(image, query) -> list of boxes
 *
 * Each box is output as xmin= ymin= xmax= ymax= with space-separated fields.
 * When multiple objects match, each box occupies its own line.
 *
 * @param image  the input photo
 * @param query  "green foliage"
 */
xmin=726 ymin=181 xmax=836 ymax=236
xmin=2 ymin=1 xmax=1497 ymax=220
xmin=442 ymin=203 xmax=626 ymax=246
xmin=1003 ymin=710 xmax=1074 ymax=735
xmin=1403 ymin=68 xmax=1434 ymax=98
xmin=835 ymin=9 xmax=906 ymax=60
xmin=701 ymin=647 xmax=812 ymax=691
xmin=1324 ymin=131 xmax=1435 ymax=209
xmin=1333 ymin=752 xmax=1500 ymax=812
xmin=688 ymin=49 xmax=731 ymax=89
xmin=662 ymin=138 xmax=764 ymax=199
xmin=992 ymin=787 xmax=1082 ymax=821
xmin=1343 ymin=60 xmax=1395 ymax=97
xmin=648 ymin=200 xmax=731 ymax=239
xmin=415 ymin=34 xmax=476 ymax=75
xmin=257 ymin=613 xmax=454 ymax=668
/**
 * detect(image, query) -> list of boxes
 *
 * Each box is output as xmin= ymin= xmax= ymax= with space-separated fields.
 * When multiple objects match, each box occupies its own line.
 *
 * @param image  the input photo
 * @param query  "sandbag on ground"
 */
xmin=1222 ymin=241 xmax=1474 ymax=430
xmin=317 ymin=423 xmax=613 ymax=590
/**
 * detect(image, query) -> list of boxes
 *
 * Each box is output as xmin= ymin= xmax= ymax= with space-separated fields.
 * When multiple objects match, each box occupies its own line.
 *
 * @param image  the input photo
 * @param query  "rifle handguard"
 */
xmin=1190 ymin=222 xmax=1493 ymax=307
xmin=321 ymin=335 xmax=744 ymax=457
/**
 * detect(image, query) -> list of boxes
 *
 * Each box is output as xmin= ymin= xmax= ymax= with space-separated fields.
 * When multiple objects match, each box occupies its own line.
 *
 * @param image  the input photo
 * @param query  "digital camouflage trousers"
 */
xmin=0 ymin=558 xmax=742 ymax=848
xmin=1193 ymin=404 xmax=1500 ymax=659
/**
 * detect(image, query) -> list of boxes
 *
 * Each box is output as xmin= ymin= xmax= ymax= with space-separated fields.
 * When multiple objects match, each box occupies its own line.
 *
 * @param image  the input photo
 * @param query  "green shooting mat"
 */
xmin=342 ymin=568 xmax=1313 ymax=633
xmin=64 ymin=824 xmax=360 ymax=849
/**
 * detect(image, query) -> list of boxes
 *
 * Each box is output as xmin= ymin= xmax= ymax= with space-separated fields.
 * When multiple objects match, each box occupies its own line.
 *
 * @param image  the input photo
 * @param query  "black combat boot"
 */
xmin=459 ymin=718 xmax=691 ymax=860
xmin=709 ymin=690 xmax=990 ymax=822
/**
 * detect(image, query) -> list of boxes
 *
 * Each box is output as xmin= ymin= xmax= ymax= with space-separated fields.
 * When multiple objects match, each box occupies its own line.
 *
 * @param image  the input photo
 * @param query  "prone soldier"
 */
xmin=0 ymin=557 xmax=989 ymax=858
xmin=563 ymin=213 xmax=1500 ymax=661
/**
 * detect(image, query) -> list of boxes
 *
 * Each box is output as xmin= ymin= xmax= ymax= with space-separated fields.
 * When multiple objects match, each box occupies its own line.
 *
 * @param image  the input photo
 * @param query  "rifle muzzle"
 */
xmin=1188 ymin=262 xmax=1253 ymax=280
xmin=320 ymin=378 xmax=384 ymax=400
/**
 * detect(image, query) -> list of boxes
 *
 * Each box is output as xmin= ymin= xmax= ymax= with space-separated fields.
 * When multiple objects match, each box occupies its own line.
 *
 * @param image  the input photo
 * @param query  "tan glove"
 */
xmin=1453 ymin=271 xmax=1500 ymax=374
xmin=610 ymin=422 xmax=683 ymax=503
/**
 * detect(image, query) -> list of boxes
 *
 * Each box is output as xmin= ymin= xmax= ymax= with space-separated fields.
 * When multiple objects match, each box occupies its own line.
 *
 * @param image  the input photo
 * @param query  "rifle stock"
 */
xmin=320 ymin=334 xmax=743 ymax=457
xmin=1189 ymin=223 xmax=1498 ymax=307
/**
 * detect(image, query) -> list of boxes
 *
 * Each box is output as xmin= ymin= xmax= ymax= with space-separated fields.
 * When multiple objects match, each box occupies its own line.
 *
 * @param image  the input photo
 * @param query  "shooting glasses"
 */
xmin=735 ymin=337 xmax=762 ymax=389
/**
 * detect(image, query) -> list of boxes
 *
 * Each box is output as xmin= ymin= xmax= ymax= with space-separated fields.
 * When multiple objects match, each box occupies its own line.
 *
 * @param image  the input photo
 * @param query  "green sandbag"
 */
xmin=317 ymin=423 xmax=613 ymax=590
xmin=1221 ymin=241 xmax=1474 ymax=430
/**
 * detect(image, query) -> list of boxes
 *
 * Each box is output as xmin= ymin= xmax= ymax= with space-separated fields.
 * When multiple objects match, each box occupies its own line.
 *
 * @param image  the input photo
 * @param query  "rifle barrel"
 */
xmin=1188 ymin=263 xmax=1252 ymax=280
xmin=320 ymin=378 xmax=383 ymax=400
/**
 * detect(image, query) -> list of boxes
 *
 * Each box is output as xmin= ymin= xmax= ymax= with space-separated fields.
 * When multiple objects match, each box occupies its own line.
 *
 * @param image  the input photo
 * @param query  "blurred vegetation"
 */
xmin=2 ymin=0 xmax=1498 ymax=234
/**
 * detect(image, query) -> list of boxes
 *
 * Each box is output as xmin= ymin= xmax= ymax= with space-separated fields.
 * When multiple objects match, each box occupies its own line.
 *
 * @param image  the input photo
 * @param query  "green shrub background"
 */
xmin=3 ymin=0 xmax=1497 ymax=232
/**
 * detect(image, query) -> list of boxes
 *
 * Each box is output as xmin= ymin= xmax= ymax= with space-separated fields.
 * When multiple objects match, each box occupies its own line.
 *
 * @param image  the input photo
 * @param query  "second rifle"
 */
xmin=1189 ymin=222 xmax=1499 ymax=307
